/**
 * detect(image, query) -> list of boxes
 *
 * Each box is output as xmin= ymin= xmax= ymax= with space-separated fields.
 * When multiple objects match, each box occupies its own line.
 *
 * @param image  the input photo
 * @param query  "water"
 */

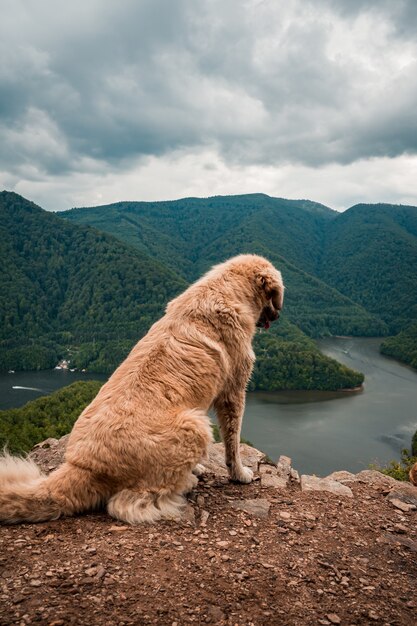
xmin=1 ymin=338 xmax=416 ymax=475
xmin=242 ymin=337 xmax=417 ymax=475
xmin=0 ymin=370 xmax=107 ymax=410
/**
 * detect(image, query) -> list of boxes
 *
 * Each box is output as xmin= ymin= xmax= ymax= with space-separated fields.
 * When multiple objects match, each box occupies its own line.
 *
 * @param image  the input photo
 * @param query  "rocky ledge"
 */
xmin=0 ymin=437 xmax=416 ymax=625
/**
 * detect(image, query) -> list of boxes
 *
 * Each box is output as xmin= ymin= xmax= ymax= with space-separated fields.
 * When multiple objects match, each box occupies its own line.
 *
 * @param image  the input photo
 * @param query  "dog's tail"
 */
xmin=0 ymin=451 xmax=107 ymax=524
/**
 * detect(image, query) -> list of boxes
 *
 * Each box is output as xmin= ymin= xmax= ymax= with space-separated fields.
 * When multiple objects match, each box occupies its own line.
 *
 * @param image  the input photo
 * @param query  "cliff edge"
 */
xmin=1 ymin=437 xmax=416 ymax=625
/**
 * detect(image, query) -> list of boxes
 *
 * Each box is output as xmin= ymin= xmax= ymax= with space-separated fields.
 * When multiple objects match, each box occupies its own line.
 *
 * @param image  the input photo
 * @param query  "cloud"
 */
xmin=11 ymin=148 xmax=417 ymax=213
xmin=0 ymin=0 xmax=416 ymax=208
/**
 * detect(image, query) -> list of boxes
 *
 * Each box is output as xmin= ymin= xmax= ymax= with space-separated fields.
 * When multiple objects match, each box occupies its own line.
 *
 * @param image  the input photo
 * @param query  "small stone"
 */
xmin=109 ymin=525 xmax=130 ymax=532
xmin=279 ymin=511 xmax=291 ymax=521
xmin=325 ymin=470 xmax=355 ymax=483
xmin=200 ymin=510 xmax=210 ymax=527
xmin=368 ymin=610 xmax=379 ymax=620
xmin=326 ymin=614 xmax=341 ymax=625
xmin=390 ymin=498 xmax=416 ymax=512
xmin=29 ymin=579 xmax=42 ymax=587
xmin=355 ymin=470 xmax=398 ymax=488
xmin=301 ymin=475 xmax=353 ymax=497
xmin=260 ymin=471 xmax=287 ymax=489
xmin=206 ymin=605 xmax=225 ymax=622
xmin=180 ymin=503 xmax=195 ymax=524
xmin=216 ymin=540 xmax=229 ymax=548
xmin=85 ymin=567 xmax=98 ymax=576
xmin=196 ymin=495 xmax=205 ymax=507
xmin=393 ymin=523 xmax=408 ymax=534
xmin=229 ymin=499 xmax=271 ymax=518
xmin=290 ymin=468 xmax=300 ymax=483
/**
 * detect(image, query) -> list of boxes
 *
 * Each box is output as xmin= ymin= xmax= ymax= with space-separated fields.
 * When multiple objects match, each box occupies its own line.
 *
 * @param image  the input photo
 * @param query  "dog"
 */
xmin=0 ymin=254 xmax=284 ymax=524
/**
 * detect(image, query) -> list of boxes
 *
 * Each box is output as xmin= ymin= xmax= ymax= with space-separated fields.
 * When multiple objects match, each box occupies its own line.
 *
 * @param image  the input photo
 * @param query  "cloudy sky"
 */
xmin=1 ymin=0 xmax=416 ymax=211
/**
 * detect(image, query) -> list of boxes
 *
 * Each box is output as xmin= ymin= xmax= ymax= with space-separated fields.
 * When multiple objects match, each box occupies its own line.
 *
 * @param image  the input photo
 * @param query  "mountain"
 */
xmin=63 ymin=194 xmax=336 ymax=280
xmin=0 ymin=192 xmax=365 ymax=390
xmin=318 ymin=203 xmax=417 ymax=332
xmin=0 ymin=191 xmax=186 ymax=371
xmin=63 ymin=194 xmax=386 ymax=338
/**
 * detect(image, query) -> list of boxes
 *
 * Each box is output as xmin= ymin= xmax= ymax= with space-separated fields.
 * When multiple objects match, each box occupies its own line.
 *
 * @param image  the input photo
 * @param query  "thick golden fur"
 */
xmin=0 ymin=255 xmax=284 ymax=524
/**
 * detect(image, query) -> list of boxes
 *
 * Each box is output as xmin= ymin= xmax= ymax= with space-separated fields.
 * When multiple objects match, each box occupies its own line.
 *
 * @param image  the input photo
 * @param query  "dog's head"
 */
xmin=254 ymin=263 xmax=284 ymax=330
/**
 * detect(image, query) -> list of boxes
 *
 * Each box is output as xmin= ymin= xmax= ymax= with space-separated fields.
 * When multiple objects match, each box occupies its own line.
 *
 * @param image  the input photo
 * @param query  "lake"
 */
xmin=1 ymin=337 xmax=416 ymax=476
xmin=243 ymin=337 xmax=417 ymax=475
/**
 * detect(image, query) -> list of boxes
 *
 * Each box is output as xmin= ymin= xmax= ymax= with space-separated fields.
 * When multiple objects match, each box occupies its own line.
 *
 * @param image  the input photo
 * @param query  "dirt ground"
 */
xmin=1 ymin=467 xmax=416 ymax=626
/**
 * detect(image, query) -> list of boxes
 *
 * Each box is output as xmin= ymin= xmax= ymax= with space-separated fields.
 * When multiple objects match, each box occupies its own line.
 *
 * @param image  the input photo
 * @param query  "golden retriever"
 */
xmin=0 ymin=254 xmax=284 ymax=524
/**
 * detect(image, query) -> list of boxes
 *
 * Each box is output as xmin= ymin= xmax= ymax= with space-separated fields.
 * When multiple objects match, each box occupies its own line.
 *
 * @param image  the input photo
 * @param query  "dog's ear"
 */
xmin=256 ymin=271 xmax=284 ymax=310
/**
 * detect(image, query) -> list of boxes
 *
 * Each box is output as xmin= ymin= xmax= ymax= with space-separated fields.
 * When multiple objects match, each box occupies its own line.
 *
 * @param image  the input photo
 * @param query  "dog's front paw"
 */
xmin=230 ymin=465 xmax=254 ymax=484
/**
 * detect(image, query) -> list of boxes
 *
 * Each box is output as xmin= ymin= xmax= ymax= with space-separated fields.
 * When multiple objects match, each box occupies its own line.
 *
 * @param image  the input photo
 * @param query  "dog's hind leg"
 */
xmin=108 ymin=409 xmax=212 ymax=525
xmin=107 ymin=488 xmax=185 ymax=524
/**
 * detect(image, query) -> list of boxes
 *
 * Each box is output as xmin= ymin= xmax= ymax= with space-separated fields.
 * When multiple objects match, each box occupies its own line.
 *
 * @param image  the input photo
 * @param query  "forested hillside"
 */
xmin=0 ymin=192 xmax=186 ymax=371
xmin=63 ymin=194 xmax=417 ymax=369
xmin=0 ymin=192 xmax=365 ymax=389
xmin=319 ymin=203 xmax=417 ymax=332
xmin=0 ymin=381 xmax=102 ymax=452
xmin=63 ymin=195 xmax=386 ymax=338
xmin=380 ymin=323 xmax=417 ymax=369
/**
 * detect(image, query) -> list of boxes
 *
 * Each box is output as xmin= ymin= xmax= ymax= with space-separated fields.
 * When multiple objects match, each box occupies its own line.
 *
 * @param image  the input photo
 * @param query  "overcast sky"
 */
xmin=1 ymin=0 xmax=416 ymax=211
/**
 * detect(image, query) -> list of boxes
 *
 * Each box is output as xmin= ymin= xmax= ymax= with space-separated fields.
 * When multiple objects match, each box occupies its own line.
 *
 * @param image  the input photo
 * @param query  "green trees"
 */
xmin=0 ymin=381 xmax=102 ymax=453
xmin=380 ymin=323 xmax=417 ymax=370
xmin=63 ymin=194 xmax=388 ymax=338
xmin=251 ymin=332 xmax=364 ymax=391
xmin=0 ymin=191 xmax=186 ymax=372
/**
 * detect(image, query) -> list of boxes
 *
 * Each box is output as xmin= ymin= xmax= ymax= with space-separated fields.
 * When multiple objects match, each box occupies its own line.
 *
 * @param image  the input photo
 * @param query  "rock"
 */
xmin=202 ymin=444 xmax=229 ymax=478
xmin=206 ymin=605 xmax=225 ymax=623
xmin=290 ymin=467 xmax=300 ymax=483
xmin=381 ymin=533 xmax=417 ymax=552
xmin=200 ymin=510 xmax=210 ymax=527
xmin=386 ymin=482 xmax=417 ymax=509
xmin=301 ymin=475 xmax=353 ymax=497
xmin=239 ymin=444 xmax=267 ymax=471
xmin=326 ymin=613 xmax=341 ymax=625
xmin=196 ymin=495 xmax=205 ymax=507
xmin=393 ymin=523 xmax=408 ymax=533
xmin=229 ymin=498 xmax=271 ymax=518
xmin=354 ymin=470 xmax=398 ymax=489
xmin=276 ymin=455 xmax=292 ymax=481
xmin=389 ymin=498 xmax=416 ymax=513
xmin=29 ymin=435 xmax=69 ymax=473
xmin=180 ymin=503 xmax=196 ymax=524
xmin=325 ymin=470 xmax=356 ymax=483
xmin=109 ymin=525 xmax=130 ymax=532
xmin=203 ymin=443 xmax=266 ymax=479
xmin=259 ymin=465 xmax=287 ymax=489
